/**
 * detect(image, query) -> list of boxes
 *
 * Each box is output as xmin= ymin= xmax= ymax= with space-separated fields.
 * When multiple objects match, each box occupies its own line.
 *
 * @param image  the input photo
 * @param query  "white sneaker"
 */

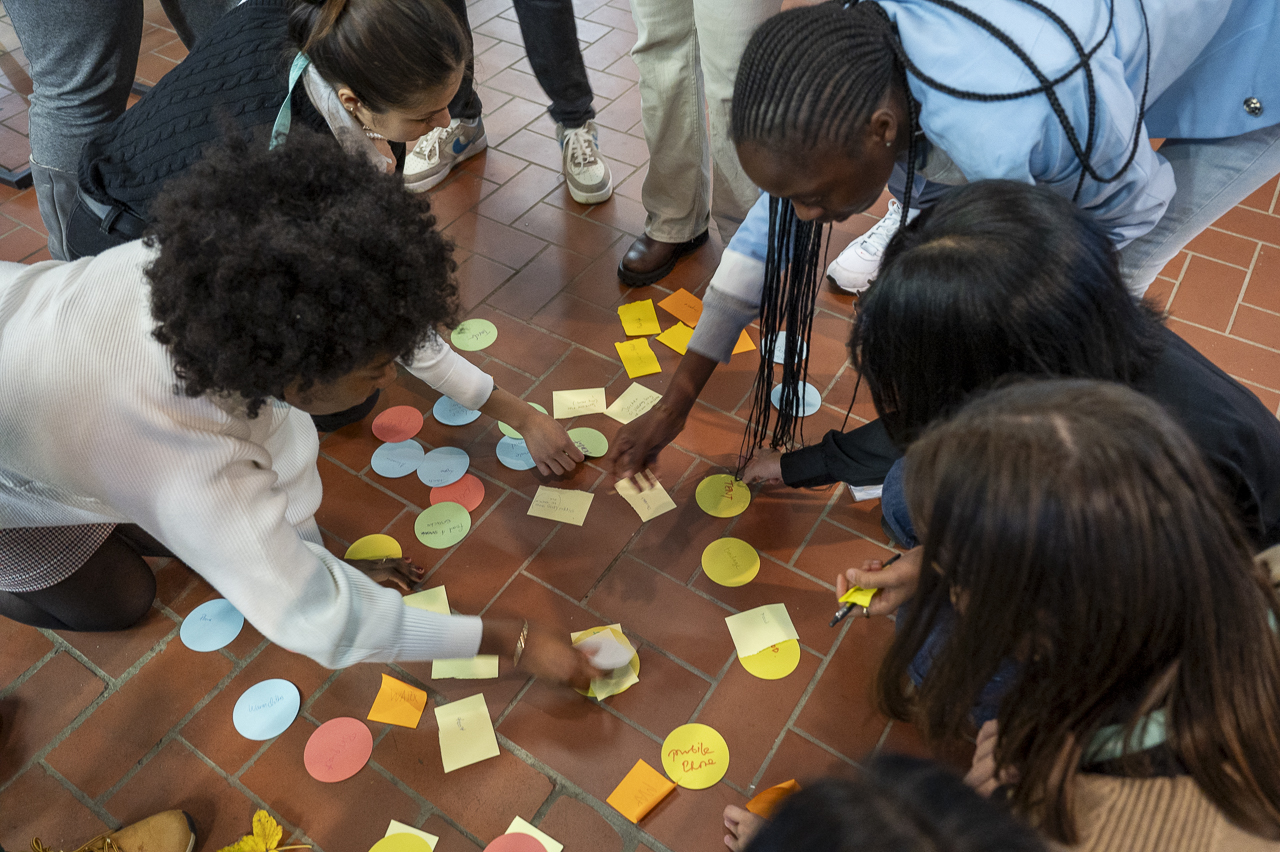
xmin=557 ymin=120 xmax=613 ymax=205
xmin=404 ymin=118 xmax=487 ymax=193
xmin=826 ymin=198 xmax=921 ymax=294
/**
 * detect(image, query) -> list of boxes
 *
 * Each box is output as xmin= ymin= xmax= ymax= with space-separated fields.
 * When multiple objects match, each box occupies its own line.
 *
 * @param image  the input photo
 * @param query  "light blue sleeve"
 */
xmin=724 ymin=191 xmax=773 ymax=265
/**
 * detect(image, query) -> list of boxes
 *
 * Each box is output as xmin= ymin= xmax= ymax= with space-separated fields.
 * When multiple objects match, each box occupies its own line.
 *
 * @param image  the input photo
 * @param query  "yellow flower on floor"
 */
xmin=217 ymin=810 xmax=311 ymax=852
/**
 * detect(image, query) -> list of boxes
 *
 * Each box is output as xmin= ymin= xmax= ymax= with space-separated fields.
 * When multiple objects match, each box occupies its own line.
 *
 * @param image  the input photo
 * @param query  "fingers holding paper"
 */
xmin=518 ymin=621 xmax=606 ymax=689
xmin=835 ymin=546 xmax=923 ymax=616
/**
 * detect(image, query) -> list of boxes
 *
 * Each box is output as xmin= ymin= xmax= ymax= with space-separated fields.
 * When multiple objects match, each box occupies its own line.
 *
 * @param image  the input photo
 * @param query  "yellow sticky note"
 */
xmin=607 ymin=759 xmax=676 ymax=823
xmin=732 ymin=329 xmax=756 ymax=355
xmin=745 ymin=779 xmax=801 ymax=818
xmin=658 ymin=289 xmax=703 ymax=327
xmin=345 ymin=534 xmax=402 ymax=561
xmin=695 ymin=474 xmax=752 ymax=518
xmin=604 ymin=383 xmax=663 ymax=424
xmin=661 ymin=722 xmax=730 ymax=789
xmin=614 ymin=339 xmax=661 ymax=378
xmin=435 ymin=693 xmax=500 ymax=772
xmin=367 ymin=673 xmax=428 ymax=728
xmin=838 ymin=586 xmax=878 ymax=608
xmin=551 ymin=388 xmax=607 ymax=419
xmin=404 ymin=586 xmax=449 ymax=614
xmin=654 ymin=322 xmax=694 ymax=355
xmin=701 ymin=538 xmax=760 ymax=587
xmin=725 ymin=604 xmax=799 ymax=659
xmin=528 ymin=486 xmax=594 ymax=526
xmin=385 ymin=820 xmax=440 ymax=851
xmin=616 ymin=477 xmax=677 ymax=522
xmin=618 ymin=299 xmax=661 ymax=336
xmin=571 ymin=624 xmax=640 ymax=700
xmin=739 ymin=639 xmax=801 ymax=680
xmin=506 ymin=817 xmax=563 ymax=852
xmin=431 ymin=655 xmax=500 ymax=679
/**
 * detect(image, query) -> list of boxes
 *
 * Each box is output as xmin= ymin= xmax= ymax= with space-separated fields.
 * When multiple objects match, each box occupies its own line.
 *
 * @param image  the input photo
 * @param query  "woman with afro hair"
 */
xmin=0 ymin=131 xmax=601 ymax=684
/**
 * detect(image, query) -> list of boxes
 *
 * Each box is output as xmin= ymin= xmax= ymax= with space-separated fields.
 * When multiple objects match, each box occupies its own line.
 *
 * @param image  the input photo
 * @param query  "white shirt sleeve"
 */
xmin=400 ymin=332 xmax=495 ymax=411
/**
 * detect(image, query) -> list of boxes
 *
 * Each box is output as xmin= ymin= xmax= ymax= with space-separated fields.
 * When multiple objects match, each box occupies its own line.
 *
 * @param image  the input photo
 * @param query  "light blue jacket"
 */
xmin=690 ymin=0 xmax=1279 ymax=361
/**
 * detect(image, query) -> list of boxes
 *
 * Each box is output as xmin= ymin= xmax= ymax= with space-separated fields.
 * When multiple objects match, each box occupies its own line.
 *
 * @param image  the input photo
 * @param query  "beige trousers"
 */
xmin=628 ymin=0 xmax=780 ymax=244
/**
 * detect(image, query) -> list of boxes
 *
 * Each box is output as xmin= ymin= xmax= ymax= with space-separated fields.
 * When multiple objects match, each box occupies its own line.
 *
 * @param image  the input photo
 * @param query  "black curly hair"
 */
xmin=147 ymin=129 xmax=459 ymax=417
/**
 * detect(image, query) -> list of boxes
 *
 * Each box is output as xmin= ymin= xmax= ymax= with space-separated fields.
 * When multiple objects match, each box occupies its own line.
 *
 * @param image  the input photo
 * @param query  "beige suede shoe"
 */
xmin=31 ymin=810 xmax=196 ymax=852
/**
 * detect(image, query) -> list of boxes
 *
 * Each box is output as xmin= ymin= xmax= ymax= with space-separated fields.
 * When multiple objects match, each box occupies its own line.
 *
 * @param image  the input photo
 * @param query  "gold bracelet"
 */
xmin=512 ymin=619 xmax=529 ymax=667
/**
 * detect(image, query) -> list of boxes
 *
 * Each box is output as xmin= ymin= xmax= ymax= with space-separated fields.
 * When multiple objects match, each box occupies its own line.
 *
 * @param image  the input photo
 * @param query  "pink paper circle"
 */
xmin=430 ymin=473 xmax=485 ymax=512
xmin=303 ymin=717 xmax=373 ymax=783
xmin=482 ymin=835 xmax=546 ymax=852
xmin=372 ymin=406 xmax=424 ymax=443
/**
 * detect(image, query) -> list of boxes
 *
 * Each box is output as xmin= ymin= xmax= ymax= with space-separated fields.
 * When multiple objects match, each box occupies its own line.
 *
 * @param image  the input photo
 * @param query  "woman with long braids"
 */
xmin=65 ymin=0 xmax=584 ymax=465
xmin=606 ymin=0 xmax=1280 ymax=484
xmin=879 ymin=379 xmax=1280 ymax=849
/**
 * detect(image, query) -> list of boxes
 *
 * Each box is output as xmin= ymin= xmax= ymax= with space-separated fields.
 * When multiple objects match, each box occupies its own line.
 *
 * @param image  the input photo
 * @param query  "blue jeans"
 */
xmin=442 ymin=0 xmax=595 ymax=128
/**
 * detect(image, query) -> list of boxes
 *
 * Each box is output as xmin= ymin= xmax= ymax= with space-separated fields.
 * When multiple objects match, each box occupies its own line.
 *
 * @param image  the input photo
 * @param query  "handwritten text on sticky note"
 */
xmin=528 ymin=486 xmax=594 ymax=526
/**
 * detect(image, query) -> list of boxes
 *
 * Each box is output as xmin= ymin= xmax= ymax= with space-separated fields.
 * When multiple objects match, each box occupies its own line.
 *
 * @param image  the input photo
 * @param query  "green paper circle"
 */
xmin=498 ymin=402 xmax=548 ymax=439
xmin=567 ymin=427 xmax=609 ymax=458
xmin=450 ymin=319 xmax=497 ymax=352
xmin=413 ymin=502 xmax=472 ymax=549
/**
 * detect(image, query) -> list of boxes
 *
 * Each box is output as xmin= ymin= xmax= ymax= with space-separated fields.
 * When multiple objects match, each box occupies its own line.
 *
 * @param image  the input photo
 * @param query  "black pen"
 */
xmin=829 ymin=553 xmax=901 ymax=627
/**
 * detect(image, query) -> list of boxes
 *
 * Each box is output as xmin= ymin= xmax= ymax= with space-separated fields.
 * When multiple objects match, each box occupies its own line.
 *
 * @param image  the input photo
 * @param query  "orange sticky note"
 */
xmin=654 ymin=322 xmax=694 ymax=355
xmin=658 ymin=289 xmax=703 ymax=327
xmin=745 ymin=779 xmax=801 ymax=817
xmin=607 ymin=759 xmax=676 ymax=823
xmin=614 ymin=339 xmax=661 ymax=378
xmin=367 ymin=673 xmax=428 ymax=728
xmin=732 ymin=329 xmax=756 ymax=355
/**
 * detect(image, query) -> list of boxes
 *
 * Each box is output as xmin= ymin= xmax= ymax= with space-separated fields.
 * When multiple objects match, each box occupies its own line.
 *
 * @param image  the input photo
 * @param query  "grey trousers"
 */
xmin=6 ymin=0 xmax=232 ymax=259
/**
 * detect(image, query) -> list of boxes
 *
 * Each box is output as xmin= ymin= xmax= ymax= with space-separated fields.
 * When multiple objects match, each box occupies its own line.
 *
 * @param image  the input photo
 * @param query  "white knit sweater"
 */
xmin=0 ymin=241 xmax=487 ymax=668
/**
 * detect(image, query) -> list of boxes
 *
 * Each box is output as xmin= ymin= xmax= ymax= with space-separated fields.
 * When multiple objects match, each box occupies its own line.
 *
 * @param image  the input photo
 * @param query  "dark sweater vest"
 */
xmin=78 ymin=0 xmax=328 ymax=217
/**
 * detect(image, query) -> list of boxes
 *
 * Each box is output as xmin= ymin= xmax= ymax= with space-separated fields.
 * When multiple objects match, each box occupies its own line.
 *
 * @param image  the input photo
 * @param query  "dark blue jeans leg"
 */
xmin=511 ymin=0 xmax=595 ymax=128
xmin=880 ymin=458 xmax=919 ymax=549
xmin=440 ymin=0 xmax=484 ymax=121
xmin=886 ymin=162 xmax=951 ymax=211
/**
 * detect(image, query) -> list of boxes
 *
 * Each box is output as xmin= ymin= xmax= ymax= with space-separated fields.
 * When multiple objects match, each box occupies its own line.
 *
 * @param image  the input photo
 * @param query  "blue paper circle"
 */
xmin=371 ymin=440 xmax=425 ymax=478
xmin=770 ymin=331 xmax=809 ymax=365
xmin=417 ymin=446 xmax=470 ymax=487
xmin=770 ymin=382 xmax=822 ymax=417
xmin=179 ymin=598 xmax=244 ymax=652
xmin=496 ymin=436 xmax=536 ymax=471
xmin=232 ymin=678 xmax=300 ymax=741
xmin=433 ymin=396 xmax=482 ymax=426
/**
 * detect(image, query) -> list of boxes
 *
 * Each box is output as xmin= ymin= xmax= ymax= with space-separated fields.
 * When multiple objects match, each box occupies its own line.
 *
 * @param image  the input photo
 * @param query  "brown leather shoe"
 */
xmin=617 ymin=230 xmax=709 ymax=287
xmin=33 ymin=810 xmax=196 ymax=852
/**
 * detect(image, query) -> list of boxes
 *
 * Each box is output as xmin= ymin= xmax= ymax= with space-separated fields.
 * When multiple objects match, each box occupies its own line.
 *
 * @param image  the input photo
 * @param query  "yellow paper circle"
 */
xmin=695 ymin=474 xmax=751 ymax=518
xmin=701 ymin=538 xmax=760 ymax=587
xmin=368 ymin=835 xmax=433 ymax=852
xmin=662 ymin=723 xmax=729 ymax=789
xmin=571 ymin=625 xmax=641 ymax=699
xmin=344 ymin=534 xmax=403 ymax=561
xmin=498 ymin=402 xmax=548 ymax=439
xmin=739 ymin=639 xmax=801 ymax=680
xmin=413 ymin=502 xmax=471 ymax=549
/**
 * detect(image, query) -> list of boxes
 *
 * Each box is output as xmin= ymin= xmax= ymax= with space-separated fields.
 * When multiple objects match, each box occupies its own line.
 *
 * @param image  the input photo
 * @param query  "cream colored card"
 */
xmin=552 ymin=388 xmax=607 ymax=419
xmin=528 ymin=486 xmax=594 ymax=526
xmin=614 ymin=339 xmax=661 ymax=378
xmin=616 ymin=477 xmax=677 ymax=521
xmin=431 ymin=655 xmax=500 ymax=679
xmin=654 ymin=322 xmax=694 ymax=355
xmin=404 ymin=586 xmax=449 ymax=615
xmin=725 ymin=604 xmax=799 ymax=659
xmin=435 ymin=693 xmax=500 ymax=772
xmin=617 ymin=299 xmax=661 ymax=337
xmin=505 ymin=817 xmax=563 ymax=852
xmin=385 ymin=820 xmax=440 ymax=849
xmin=604 ymin=383 xmax=662 ymax=424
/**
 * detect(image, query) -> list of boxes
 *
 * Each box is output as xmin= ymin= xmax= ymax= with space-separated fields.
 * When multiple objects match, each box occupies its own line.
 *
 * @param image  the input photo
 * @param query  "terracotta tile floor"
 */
xmin=3 ymin=1 xmax=1280 ymax=851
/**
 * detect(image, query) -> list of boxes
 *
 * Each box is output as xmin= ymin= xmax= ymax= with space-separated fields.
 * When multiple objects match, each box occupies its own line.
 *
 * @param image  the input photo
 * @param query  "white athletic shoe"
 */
xmin=404 ymin=117 xmax=487 ymax=193
xmin=826 ymin=198 xmax=921 ymax=294
xmin=557 ymin=120 xmax=613 ymax=205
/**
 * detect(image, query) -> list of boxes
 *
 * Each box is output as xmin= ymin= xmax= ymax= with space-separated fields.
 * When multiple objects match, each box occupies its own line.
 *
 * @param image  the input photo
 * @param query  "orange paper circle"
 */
xmin=430 ymin=473 xmax=485 ymax=512
xmin=303 ymin=717 xmax=373 ymax=783
xmin=372 ymin=406 xmax=424 ymax=443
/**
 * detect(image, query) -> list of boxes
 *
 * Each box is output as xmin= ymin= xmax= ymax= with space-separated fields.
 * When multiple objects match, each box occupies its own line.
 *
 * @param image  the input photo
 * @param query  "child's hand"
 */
xmin=723 ymin=805 xmax=767 ymax=851
xmin=519 ymin=410 xmax=585 ymax=476
xmin=742 ymin=448 xmax=785 ymax=485
xmin=835 ymin=546 xmax=922 ymax=616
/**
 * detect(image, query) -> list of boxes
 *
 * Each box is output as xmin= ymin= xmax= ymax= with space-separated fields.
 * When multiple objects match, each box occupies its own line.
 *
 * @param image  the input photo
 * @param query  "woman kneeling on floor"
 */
xmin=0 ymin=131 xmax=599 ymax=685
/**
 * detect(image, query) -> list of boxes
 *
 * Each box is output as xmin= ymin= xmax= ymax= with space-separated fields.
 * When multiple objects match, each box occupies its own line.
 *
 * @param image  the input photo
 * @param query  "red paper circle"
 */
xmin=372 ymin=406 xmax=424 ymax=443
xmin=482 ymin=835 xmax=546 ymax=852
xmin=429 ymin=473 xmax=485 ymax=512
xmin=303 ymin=717 xmax=373 ymax=783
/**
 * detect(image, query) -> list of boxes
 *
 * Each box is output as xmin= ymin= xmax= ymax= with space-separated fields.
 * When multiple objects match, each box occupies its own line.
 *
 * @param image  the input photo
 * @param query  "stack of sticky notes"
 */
xmin=607 ymin=759 xmax=677 ymax=823
xmin=612 ymin=290 xmax=757 ymax=379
